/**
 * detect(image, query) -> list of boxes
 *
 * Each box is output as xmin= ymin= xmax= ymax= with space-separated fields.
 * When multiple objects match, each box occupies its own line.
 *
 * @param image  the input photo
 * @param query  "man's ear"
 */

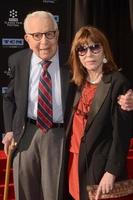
xmin=24 ymin=34 xmax=29 ymax=42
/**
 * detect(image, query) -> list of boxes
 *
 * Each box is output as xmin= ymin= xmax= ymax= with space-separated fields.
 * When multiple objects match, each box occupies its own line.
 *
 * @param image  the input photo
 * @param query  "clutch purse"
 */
xmin=87 ymin=179 xmax=133 ymax=199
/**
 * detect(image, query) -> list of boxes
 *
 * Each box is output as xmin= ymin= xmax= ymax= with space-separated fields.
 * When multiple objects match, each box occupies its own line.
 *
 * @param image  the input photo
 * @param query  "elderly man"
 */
xmin=2 ymin=11 xmax=70 ymax=200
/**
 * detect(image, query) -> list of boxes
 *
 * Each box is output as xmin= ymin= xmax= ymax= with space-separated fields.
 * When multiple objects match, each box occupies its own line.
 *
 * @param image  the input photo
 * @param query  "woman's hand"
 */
xmin=95 ymin=172 xmax=116 ymax=200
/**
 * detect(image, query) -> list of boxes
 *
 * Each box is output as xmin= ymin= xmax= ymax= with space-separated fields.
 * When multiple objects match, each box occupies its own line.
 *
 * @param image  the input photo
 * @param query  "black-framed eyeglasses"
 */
xmin=27 ymin=31 xmax=56 ymax=41
xmin=76 ymin=43 xmax=102 ymax=56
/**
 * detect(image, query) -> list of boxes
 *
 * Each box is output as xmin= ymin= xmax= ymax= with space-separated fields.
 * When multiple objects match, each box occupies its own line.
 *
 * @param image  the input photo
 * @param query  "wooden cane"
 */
xmin=3 ymin=142 xmax=15 ymax=200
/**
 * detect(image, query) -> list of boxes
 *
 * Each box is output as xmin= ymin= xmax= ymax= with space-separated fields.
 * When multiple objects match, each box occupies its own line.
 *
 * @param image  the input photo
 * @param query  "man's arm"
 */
xmin=118 ymin=89 xmax=133 ymax=111
xmin=2 ymin=59 xmax=16 ymax=155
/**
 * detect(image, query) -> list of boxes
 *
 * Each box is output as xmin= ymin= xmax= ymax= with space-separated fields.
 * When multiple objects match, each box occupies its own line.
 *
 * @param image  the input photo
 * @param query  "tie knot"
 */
xmin=41 ymin=61 xmax=51 ymax=71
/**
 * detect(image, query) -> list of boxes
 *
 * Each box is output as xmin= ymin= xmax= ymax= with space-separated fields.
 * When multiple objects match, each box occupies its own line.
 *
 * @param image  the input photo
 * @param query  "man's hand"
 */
xmin=95 ymin=172 xmax=116 ymax=200
xmin=2 ymin=132 xmax=14 ymax=155
xmin=118 ymin=89 xmax=133 ymax=111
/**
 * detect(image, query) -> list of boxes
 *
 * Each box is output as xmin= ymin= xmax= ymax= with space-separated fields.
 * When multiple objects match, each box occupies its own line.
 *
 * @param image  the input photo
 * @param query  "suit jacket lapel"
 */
xmin=20 ymin=49 xmax=32 ymax=115
xmin=73 ymin=87 xmax=81 ymax=107
xmin=85 ymin=74 xmax=112 ymax=132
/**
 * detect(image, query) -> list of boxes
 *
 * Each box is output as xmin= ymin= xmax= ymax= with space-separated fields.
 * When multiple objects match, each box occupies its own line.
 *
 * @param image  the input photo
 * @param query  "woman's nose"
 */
xmin=85 ymin=48 xmax=92 ymax=56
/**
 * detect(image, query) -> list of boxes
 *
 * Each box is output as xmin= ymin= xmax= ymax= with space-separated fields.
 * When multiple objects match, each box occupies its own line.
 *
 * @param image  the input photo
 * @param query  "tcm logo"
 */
xmin=9 ymin=9 xmax=18 ymax=22
xmin=2 ymin=38 xmax=24 ymax=46
xmin=4 ymin=9 xmax=22 ymax=27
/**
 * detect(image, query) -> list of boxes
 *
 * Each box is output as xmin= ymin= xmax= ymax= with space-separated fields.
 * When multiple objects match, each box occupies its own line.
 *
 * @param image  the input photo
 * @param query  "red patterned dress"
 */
xmin=68 ymin=82 xmax=97 ymax=200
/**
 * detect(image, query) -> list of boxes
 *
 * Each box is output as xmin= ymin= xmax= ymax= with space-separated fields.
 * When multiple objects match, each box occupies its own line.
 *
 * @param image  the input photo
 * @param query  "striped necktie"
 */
xmin=36 ymin=61 xmax=53 ymax=132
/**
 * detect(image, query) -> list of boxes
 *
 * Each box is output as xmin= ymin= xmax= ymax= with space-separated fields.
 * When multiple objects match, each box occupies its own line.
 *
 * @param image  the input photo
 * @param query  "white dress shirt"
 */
xmin=27 ymin=50 xmax=63 ymax=123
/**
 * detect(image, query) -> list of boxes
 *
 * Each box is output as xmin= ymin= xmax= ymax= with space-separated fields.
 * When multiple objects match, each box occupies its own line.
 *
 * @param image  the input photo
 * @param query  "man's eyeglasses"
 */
xmin=76 ymin=43 xmax=102 ymax=56
xmin=27 ymin=31 xmax=56 ymax=41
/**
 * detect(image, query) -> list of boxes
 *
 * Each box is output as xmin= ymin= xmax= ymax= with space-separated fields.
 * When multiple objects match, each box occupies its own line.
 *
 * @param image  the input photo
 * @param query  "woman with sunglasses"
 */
xmin=65 ymin=26 xmax=132 ymax=200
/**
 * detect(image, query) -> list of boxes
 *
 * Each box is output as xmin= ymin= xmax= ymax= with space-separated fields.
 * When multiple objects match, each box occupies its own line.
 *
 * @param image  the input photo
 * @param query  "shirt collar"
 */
xmin=31 ymin=48 xmax=59 ymax=65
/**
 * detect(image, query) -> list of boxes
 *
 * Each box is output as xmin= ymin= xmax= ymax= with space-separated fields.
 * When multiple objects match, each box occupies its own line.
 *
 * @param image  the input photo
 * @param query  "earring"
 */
xmin=103 ymin=57 xmax=107 ymax=63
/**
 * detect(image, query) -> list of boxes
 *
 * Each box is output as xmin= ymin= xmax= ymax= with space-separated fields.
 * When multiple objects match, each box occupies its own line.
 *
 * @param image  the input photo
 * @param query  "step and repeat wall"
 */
xmin=0 ymin=0 xmax=71 ymax=139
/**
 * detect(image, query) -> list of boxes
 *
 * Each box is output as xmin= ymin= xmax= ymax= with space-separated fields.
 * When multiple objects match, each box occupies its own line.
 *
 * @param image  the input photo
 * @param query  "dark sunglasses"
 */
xmin=76 ymin=43 xmax=102 ymax=56
xmin=27 ymin=31 xmax=56 ymax=41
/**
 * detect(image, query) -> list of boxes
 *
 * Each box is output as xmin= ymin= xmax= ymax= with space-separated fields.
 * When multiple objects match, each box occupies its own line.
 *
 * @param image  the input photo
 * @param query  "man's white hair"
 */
xmin=24 ymin=11 xmax=58 ymax=33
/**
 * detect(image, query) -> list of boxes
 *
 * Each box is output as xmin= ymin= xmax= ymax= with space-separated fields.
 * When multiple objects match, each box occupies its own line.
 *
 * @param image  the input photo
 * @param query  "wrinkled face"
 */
xmin=76 ymin=39 xmax=105 ymax=72
xmin=24 ymin=16 xmax=59 ymax=60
